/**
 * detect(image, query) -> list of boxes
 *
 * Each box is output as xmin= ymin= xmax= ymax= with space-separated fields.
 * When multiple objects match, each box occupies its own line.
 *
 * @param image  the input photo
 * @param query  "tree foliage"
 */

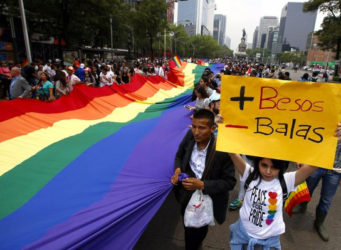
xmin=303 ymin=0 xmax=341 ymax=75
xmin=6 ymin=0 xmax=129 ymax=49
xmin=151 ymin=24 xmax=232 ymax=58
xmin=130 ymin=0 xmax=168 ymax=58
xmin=187 ymin=35 xmax=232 ymax=58
xmin=3 ymin=0 xmax=233 ymax=59
xmin=246 ymin=48 xmax=271 ymax=59
xmin=278 ymin=51 xmax=306 ymax=64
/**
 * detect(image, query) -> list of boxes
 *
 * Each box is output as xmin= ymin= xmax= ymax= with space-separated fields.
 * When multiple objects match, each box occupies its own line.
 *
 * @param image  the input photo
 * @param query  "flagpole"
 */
xmin=18 ymin=0 xmax=32 ymax=63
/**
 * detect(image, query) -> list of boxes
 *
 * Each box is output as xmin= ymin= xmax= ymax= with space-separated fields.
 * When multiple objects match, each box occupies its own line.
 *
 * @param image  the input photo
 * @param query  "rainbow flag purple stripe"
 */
xmin=0 ymin=62 xmax=220 ymax=249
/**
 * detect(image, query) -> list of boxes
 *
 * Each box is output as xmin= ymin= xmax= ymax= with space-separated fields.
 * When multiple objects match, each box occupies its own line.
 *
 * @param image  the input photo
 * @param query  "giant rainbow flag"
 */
xmin=0 ymin=62 xmax=213 ymax=249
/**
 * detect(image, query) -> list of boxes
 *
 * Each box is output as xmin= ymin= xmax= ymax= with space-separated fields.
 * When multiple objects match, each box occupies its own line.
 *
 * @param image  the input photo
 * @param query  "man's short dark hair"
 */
xmin=193 ymin=109 xmax=215 ymax=127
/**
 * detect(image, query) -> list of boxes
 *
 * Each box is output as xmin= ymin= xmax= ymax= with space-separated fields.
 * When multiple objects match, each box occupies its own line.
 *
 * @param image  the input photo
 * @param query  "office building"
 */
xmin=225 ymin=36 xmax=231 ymax=48
xmin=252 ymin=26 xmax=259 ymax=50
xmin=265 ymin=26 xmax=278 ymax=50
xmin=213 ymin=14 xmax=226 ymax=46
xmin=256 ymin=16 xmax=278 ymax=48
xmin=271 ymin=27 xmax=280 ymax=54
xmin=176 ymin=0 xmax=215 ymax=36
xmin=277 ymin=2 xmax=317 ymax=52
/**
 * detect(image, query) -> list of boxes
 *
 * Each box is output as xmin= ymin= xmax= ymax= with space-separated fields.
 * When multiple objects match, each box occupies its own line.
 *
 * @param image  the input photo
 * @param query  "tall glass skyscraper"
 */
xmin=213 ymin=14 xmax=226 ymax=46
xmin=177 ymin=0 xmax=215 ymax=36
xmin=277 ymin=2 xmax=317 ymax=52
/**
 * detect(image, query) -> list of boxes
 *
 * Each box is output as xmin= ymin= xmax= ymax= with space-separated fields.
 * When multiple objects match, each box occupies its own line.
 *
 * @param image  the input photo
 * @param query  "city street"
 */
xmin=135 ymin=165 xmax=341 ymax=250
xmin=1 ymin=0 xmax=340 ymax=249
xmin=134 ymin=69 xmax=340 ymax=250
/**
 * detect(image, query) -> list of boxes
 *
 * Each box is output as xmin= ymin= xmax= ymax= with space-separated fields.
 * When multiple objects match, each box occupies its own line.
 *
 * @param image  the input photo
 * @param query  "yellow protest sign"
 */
xmin=216 ymin=75 xmax=341 ymax=169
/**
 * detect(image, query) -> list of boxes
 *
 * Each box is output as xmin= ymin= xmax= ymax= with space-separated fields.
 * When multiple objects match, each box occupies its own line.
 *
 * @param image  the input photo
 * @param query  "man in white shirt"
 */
xmin=155 ymin=63 xmax=164 ymax=77
xmin=171 ymin=109 xmax=236 ymax=250
xmin=66 ymin=66 xmax=80 ymax=92
xmin=99 ymin=67 xmax=113 ymax=87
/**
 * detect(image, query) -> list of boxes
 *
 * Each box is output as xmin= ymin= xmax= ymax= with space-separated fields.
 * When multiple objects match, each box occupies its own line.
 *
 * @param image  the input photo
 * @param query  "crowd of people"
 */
xmin=1 ymin=56 xmax=340 ymax=249
xmin=0 ymin=57 xmax=171 ymax=101
xmin=0 ymin=57 xmax=333 ymax=102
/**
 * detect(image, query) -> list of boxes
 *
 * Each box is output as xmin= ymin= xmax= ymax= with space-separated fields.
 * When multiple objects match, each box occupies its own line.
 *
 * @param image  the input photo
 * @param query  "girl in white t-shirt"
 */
xmin=228 ymin=154 xmax=317 ymax=250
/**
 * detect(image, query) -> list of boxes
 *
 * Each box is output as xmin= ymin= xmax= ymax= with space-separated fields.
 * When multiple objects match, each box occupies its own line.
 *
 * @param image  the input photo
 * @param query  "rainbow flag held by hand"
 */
xmin=0 ymin=62 xmax=217 ymax=249
xmin=21 ymin=58 xmax=29 ymax=67
xmin=173 ymin=55 xmax=182 ymax=68
xmin=284 ymin=181 xmax=311 ymax=217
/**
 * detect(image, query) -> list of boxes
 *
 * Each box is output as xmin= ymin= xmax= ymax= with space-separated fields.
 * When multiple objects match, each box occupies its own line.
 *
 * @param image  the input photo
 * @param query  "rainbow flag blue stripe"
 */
xmin=0 ymin=62 xmax=218 ymax=249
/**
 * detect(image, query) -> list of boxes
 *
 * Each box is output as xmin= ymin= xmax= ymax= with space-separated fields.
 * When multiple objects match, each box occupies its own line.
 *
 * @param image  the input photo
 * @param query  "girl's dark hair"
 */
xmin=244 ymin=157 xmax=289 ymax=191
xmin=302 ymin=73 xmax=309 ymax=80
xmin=40 ymin=72 xmax=50 ymax=81
xmin=201 ymin=76 xmax=209 ymax=84
xmin=194 ymin=84 xmax=209 ymax=98
xmin=54 ymin=70 xmax=67 ymax=87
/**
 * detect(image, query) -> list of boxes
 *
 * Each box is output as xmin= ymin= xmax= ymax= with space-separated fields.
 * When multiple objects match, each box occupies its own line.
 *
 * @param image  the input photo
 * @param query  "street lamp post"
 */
xmin=169 ymin=31 xmax=174 ymax=57
xmin=174 ymin=36 xmax=187 ymax=56
xmin=18 ymin=0 xmax=32 ymax=63
xmin=157 ymin=32 xmax=161 ymax=58
xmin=164 ymin=28 xmax=166 ymax=59
xmin=110 ymin=16 xmax=113 ymax=59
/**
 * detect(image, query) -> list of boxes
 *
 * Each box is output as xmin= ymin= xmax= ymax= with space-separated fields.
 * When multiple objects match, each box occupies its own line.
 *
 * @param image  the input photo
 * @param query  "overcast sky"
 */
xmin=214 ymin=0 xmax=325 ymax=51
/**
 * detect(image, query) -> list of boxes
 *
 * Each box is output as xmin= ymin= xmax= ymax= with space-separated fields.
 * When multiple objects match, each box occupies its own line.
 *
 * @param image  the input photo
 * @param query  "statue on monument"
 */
xmin=238 ymin=28 xmax=247 ymax=53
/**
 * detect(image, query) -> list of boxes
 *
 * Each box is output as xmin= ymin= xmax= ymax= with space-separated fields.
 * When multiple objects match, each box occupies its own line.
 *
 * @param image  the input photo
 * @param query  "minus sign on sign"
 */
xmin=225 ymin=124 xmax=249 ymax=129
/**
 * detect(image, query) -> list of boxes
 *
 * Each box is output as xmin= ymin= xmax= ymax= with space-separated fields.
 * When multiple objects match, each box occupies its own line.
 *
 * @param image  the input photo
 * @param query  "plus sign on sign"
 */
xmin=216 ymin=75 xmax=341 ymax=169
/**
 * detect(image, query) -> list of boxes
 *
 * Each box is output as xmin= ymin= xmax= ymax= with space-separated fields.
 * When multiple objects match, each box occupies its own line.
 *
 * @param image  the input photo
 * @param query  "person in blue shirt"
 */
xmin=74 ymin=64 xmax=85 ymax=82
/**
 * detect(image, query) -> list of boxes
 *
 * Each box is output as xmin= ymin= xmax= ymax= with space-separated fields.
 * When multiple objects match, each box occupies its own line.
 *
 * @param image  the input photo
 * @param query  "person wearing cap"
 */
xmin=66 ymin=66 xmax=80 ymax=91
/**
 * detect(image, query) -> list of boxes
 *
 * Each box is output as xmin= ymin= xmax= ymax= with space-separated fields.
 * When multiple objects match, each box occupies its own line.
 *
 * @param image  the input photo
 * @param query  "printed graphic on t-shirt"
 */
xmin=266 ymin=192 xmax=278 ymax=225
xmin=248 ymin=187 xmax=278 ymax=227
xmin=248 ymin=186 xmax=267 ymax=227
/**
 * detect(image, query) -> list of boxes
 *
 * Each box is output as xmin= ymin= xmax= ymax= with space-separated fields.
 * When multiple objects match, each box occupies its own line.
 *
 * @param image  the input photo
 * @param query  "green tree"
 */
xmin=130 ymin=0 xmax=168 ymax=59
xmin=278 ymin=51 xmax=306 ymax=65
xmin=186 ymin=35 xmax=231 ymax=58
xmin=303 ymin=0 xmax=341 ymax=75
xmin=246 ymin=48 xmax=271 ymax=61
xmin=5 ymin=0 xmax=130 ymax=59
xmin=168 ymin=23 xmax=189 ymax=57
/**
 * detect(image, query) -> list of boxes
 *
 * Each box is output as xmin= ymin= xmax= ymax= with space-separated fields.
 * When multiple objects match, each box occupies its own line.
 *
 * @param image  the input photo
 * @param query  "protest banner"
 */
xmin=217 ymin=75 xmax=341 ymax=169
